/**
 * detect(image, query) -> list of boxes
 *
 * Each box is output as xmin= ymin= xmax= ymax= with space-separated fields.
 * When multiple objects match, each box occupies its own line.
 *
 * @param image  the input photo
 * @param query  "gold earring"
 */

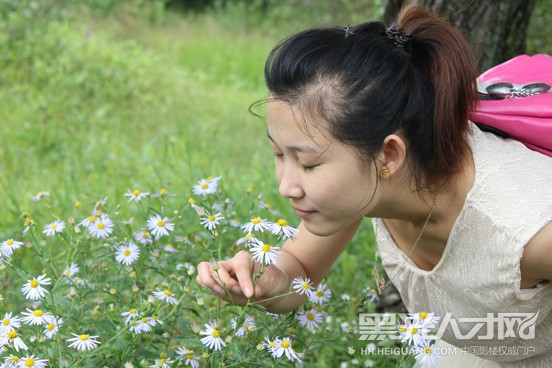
xmin=380 ymin=168 xmax=389 ymax=179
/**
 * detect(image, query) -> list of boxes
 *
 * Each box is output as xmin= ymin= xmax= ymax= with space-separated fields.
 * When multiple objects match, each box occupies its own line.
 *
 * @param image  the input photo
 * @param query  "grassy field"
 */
xmin=0 ymin=1 xmax=549 ymax=366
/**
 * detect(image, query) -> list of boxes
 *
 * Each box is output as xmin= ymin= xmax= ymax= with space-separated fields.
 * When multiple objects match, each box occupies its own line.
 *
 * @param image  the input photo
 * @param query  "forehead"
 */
xmin=266 ymin=100 xmax=332 ymax=148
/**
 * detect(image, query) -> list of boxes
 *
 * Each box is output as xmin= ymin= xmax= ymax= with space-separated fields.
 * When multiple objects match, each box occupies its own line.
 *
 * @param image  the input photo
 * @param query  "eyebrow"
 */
xmin=266 ymin=131 xmax=318 ymax=153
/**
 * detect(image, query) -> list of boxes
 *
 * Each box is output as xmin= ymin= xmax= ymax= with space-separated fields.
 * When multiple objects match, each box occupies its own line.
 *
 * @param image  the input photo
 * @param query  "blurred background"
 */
xmin=0 ymin=0 xmax=550 ymax=237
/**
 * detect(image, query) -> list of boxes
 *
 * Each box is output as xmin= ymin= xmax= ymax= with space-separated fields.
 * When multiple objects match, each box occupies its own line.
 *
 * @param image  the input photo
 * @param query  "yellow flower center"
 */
xmin=211 ymin=330 xmax=220 ymax=338
xmin=130 ymin=309 xmax=137 ymax=314
xmin=301 ymin=281 xmax=309 ymax=289
xmin=307 ymin=313 xmax=315 ymax=321
xmin=33 ymin=310 xmax=44 ymax=317
xmin=157 ymin=220 xmax=165 ymax=227
xmin=186 ymin=353 xmax=194 ymax=360
xmin=424 ymin=347 xmax=432 ymax=354
xmin=124 ymin=249 xmax=131 ymax=256
xmin=410 ymin=327 xmax=418 ymax=334
xmin=30 ymin=279 xmax=39 ymax=288
xmin=277 ymin=219 xmax=287 ymax=226
xmin=159 ymin=189 xmax=168 ymax=196
xmin=201 ymin=183 xmax=208 ymax=190
xmin=25 ymin=358 xmax=35 ymax=367
xmin=251 ymin=217 xmax=261 ymax=224
xmin=50 ymin=224 xmax=58 ymax=230
xmin=8 ymin=330 xmax=17 ymax=339
xmin=399 ymin=326 xmax=406 ymax=333
xmin=208 ymin=215 xmax=216 ymax=221
xmin=97 ymin=222 xmax=105 ymax=229
xmin=11 ymin=356 xmax=19 ymax=361
xmin=88 ymin=216 xmax=97 ymax=223
xmin=6 ymin=239 xmax=14 ymax=246
xmin=316 ymin=290 xmax=324 ymax=297
xmin=132 ymin=189 xmax=141 ymax=196
xmin=163 ymin=289 xmax=172 ymax=296
xmin=188 ymin=197 xmax=196 ymax=204
xmin=3 ymin=319 xmax=10 ymax=326
xmin=419 ymin=311 xmax=428 ymax=319
xmin=47 ymin=323 xmax=55 ymax=331
xmin=79 ymin=334 xmax=89 ymax=341
xmin=142 ymin=231 xmax=151 ymax=238
xmin=75 ymin=201 xmax=81 ymax=208
xmin=141 ymin=318 xmax=148 ymax=323
xmin=281 ymin=341 xmax=290 ymax=349
xmin=261 ymin=244 xmax=271 ymax=252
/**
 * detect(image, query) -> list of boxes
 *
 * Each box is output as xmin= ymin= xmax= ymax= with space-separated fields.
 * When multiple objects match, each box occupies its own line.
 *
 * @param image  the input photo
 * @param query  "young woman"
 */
xmin=197 ymin=6 xmax=552 ymax=367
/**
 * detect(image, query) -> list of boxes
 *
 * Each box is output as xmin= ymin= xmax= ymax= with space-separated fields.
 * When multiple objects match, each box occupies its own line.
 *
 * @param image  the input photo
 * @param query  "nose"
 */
xmin=278 ymin=165 xmax=304 ymax=199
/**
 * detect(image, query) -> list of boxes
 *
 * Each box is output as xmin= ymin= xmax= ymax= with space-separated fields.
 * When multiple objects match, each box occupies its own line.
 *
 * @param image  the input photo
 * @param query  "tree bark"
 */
xmin=382 ymin=0 xmax=537 ymax=72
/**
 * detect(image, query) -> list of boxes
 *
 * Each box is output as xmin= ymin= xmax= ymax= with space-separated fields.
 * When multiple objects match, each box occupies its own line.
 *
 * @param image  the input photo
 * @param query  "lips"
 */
xmin=293 ymin=207 xmax=316 ymax=219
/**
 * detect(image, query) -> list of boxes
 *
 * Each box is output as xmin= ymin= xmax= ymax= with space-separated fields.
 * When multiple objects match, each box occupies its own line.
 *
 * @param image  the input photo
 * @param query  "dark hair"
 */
xmin=263 ymin=6 xmax=479 ymax=191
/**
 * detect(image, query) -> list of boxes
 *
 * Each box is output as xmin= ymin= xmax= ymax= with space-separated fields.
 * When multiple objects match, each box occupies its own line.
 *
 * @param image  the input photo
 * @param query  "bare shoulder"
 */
xmin=520 ymin=220 xmax=552 ymax=288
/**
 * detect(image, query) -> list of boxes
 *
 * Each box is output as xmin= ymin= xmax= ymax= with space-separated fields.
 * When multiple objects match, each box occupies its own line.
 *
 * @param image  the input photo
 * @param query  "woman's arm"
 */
xmin=520 ymin=221 xmax=552 ymax=288
xmin=196 ymin=219 xmax=362 ymax=313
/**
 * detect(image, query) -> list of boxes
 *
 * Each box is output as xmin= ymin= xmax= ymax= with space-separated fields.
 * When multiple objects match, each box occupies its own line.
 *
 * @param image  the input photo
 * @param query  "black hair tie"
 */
xmin=386 ymin=24 xmax=412 ymax=49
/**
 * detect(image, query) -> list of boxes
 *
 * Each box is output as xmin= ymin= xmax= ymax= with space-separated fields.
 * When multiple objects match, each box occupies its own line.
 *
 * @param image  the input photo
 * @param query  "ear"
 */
xmin=378 ymin=134 xmax=407 ymax=178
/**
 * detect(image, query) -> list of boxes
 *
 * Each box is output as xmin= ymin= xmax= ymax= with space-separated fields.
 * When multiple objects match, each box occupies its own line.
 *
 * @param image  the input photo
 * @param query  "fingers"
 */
xmin=196 ymin=251 xmax=257 ymax=303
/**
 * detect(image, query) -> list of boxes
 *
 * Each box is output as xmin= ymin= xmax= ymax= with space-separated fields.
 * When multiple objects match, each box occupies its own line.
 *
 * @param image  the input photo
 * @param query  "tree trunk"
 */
xmin=382 ymin=0 xmax=537 ymax=72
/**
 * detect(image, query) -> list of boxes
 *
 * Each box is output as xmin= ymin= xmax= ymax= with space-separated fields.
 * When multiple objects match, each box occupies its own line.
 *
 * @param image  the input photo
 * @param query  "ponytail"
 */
xmin=396 ymin=6 xmax=479 ymax=186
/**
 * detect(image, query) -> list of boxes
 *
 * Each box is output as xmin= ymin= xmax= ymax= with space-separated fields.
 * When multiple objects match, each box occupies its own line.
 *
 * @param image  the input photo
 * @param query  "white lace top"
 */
xmin=373 ymin=125 xmax=552 ymax=367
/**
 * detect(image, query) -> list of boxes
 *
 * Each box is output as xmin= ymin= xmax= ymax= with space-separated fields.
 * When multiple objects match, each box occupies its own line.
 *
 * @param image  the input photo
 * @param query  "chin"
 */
xmin=302 ymin=220 xmax=341 ymax=237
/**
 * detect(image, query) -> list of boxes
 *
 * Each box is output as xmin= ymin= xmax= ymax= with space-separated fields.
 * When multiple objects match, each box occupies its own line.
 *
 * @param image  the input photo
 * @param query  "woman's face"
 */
xmin=267 ymin=100 xmax=378 ymax=236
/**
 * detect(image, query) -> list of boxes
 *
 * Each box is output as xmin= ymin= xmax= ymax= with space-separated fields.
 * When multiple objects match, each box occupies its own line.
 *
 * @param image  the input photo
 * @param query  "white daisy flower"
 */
xmin=270 ymin=219 xmax=298 ymax=239
xmin=151 ymin=188 xmax=175 ymax=198
xmin=78 ymin=215 xmax=98 ymax=229
xmin=200 ymin=212 xmax=225 ymax=231
xmin=3 ymin=354 xmax=21 ymax=366
xmin=249 ymin=240 xmax=279 ymax=265
xmin=150 ymin=358 xmax=174 ymax=368
xmin=188 ymin=198 xmax=205 ymax=216
xmin=66 ymin=333 xmax=100 ymax=351
xmin=1 ymin=239 xmax=23 ymax=257
xmin=124 ymin=189 xmax=149 ymax=202
xmin=135 ymin=317 xmax=154 ymax=333
xmin=175 ymin=346 xmax=200 ymax=368
xmin=235 ymin=233 xmax=258 ymax=247
xmin=309 ymin=283 xmax=332 ymax=305
xmin=291 ymin=276 xmax=314 ymax=296
xmin=200 ymin=320 xmax=226 ymax=351
xmin=31 ymin=191 xmax=50 ymax=202
xmin=128 ymin=320 xmax=141 ymax=334
xmin=367 ymin=288 xmax=380 ymax=303
xmin=259 ymin=201 xmax=277 ymax=214
xmin=0 ymin=330 xmax=28 ymax=352
xmin=341 ymin=322 xmax=358 ymax=334
xmin=43 ymin=317 xmax=63 ymax=339
xmin=88 ymin=214 xmax=114 ymax=239
xmin=21 ymin=274 xmax=51 ymax=300
xmin=163 ymin=243 xmax=178 ymax=253
xmin=146 ymin=215 xmax=175 ymax=238
xmin=262 ymin=336 xmax=280 ymax=353
xmin=192 ymin=176 xmax=221 ymax=196
xmin=297 ymin=309 xmax=324 ymax=332
xmin=272 ymin=337 xmax=301 ymax=362
xmin=150 ymin=315 xmax=163 ymax=326
xmin=21 ymin=309 xmax=54 ymax=326
xmin=414 ymin=340 xmax=440 ymax=367
xmin=408 ymin=311 xmax=440 ymax=329
xmin=62 ymin=263 xmax=80 ymax=279
xmin=19 ymin=354 xmax=48 ymax=368
xmin=240 ymin=217 xmax=271 ymax=233
xmin=121 ymin=308 xmax=140 ymax=324
xmin=0 ymin=312 xmax=22 ymax=333
xmin=152 ymin=289 xmax=178 ymax=305
xmin=115 ymin=242 xmax=140 ymax=266
xmin=399 ymin=320 xmax=427 ymax=347
xmin=231 ymin=315 xmax=256 ymax=337
xmin=134 ymin=229 xmax=153 ymax=245
xmin=42 ymin=220 xmax=65 ymax=237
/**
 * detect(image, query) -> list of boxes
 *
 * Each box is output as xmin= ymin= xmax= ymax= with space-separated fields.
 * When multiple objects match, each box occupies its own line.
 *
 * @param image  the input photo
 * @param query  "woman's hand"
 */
xmin=196 ymin=250 xmax=290 ymax=306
